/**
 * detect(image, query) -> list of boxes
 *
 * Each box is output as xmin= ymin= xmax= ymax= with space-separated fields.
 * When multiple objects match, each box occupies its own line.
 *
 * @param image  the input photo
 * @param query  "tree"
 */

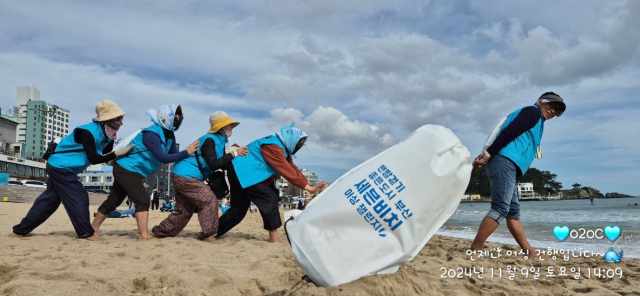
xmin=466 ymin=166 xmax=563 ymax=196
xmin=465 ymin=166 xmax=491 ymax=196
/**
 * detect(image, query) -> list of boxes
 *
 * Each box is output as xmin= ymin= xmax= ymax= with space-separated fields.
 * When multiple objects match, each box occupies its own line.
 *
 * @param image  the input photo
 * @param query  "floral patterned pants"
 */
xmin=152 ymin=173 xmax=219 ymax=239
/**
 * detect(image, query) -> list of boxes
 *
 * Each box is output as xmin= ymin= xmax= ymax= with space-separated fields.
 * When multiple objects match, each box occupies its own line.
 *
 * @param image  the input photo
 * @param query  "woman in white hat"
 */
xmin=152 ymin=111 xmax=248 ymax=241
xmin=11 ymin=100 xmax=134 ymax=240
xmin=92 ymin=104 xmax=199 ymax=241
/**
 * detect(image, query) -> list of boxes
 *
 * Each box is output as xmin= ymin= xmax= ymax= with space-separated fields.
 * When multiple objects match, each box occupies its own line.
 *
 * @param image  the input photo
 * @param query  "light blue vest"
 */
xmin=232 ymin=135 xmax=289 ymax=188
xmin=497 ymin=105 xmax=544 ymax=175
xmin=48 ymin=122 xmax=111 ymax=174
xmin=116 ymin=124 xmax=173 ymax=178
xmin=172 ymin=133 xmax=227 ymax=181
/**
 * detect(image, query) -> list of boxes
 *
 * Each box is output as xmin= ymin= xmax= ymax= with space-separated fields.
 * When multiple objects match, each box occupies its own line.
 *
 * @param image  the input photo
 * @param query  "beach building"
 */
xmin=0 ymin=107 xmax=19 ymax=154
xmin=15 ymin=86 xmax=71 ymax=159
xmin=517 ymin=182 xmax=536 ymax=200
xmin=78 ymin=164 xmax=113 ymax=191
xmin=0 ymin=153 xmax=47 ymax=181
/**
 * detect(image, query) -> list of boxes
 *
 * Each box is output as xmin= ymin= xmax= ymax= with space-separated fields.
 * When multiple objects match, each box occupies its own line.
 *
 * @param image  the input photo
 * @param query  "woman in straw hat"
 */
xmin=92 ymin=104 xmax=199 ymax=240
xmin=152 ymin=111 xmax=248 ymax=241
xmin=11 ymin=100 xmax=134 ymax=240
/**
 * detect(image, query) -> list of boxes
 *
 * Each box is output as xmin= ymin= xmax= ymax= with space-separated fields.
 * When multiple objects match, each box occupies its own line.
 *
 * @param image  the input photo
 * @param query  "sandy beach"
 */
xmin=1 ymin=202 xmax=639 ymax=296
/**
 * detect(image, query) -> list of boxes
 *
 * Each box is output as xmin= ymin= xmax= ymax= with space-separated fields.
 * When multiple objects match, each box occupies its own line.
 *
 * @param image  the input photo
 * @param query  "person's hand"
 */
xmin=106 ymin=159 xmax=115 ymax=166
xmin=472 ymin=152 xmax=491 ymax=169
xmin=234 ymin=146 xmax=249 ymax=157
xmin=114 ymin=144 xmax=135 ymax=157
xmin=306 ymin=181 xmax=327 ymax=194
xmin=186 ymin=140 xmax=199 ymax=155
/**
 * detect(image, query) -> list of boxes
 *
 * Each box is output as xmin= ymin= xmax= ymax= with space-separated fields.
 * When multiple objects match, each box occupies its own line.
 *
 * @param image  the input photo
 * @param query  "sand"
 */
xmin=1 ymin=202 xmax=639 ymax=296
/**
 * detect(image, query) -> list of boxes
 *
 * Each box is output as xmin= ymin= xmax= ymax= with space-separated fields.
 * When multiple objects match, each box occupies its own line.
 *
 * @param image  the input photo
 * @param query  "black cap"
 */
xmin=539 ymin=92 xmax=566 ymax=116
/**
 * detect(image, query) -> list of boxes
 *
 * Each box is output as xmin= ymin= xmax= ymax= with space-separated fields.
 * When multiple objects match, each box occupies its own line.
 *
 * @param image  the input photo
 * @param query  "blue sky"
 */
xmin=1 ymin=0 xmax=638 ymax=195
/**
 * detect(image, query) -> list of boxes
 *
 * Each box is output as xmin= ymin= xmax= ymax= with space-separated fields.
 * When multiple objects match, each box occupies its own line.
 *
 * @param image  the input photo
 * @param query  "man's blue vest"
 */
xmin=497 ymin=105 xmax=544 ymax=175
xmin=172 ymin=133 xmax=227 ymax=181
xmin=116 ymin=124 xmax=173 ymax=178
xmin=48 ymin=122 xmax=112 ymax=174
xmin=232 ymin=135 xmax=289 ymax=188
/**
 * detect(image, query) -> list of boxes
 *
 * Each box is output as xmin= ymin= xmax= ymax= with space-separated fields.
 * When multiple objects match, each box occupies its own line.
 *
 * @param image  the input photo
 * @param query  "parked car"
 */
xmin=22 ymin=180 xmax=47 ymax=188
xmin=8 ymin=180 xmax=24 ymax=186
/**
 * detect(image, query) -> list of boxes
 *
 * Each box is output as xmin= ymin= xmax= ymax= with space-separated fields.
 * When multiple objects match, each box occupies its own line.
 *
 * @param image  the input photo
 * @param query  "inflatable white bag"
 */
xmin=284 ymin=125 xmax=472 ymax=287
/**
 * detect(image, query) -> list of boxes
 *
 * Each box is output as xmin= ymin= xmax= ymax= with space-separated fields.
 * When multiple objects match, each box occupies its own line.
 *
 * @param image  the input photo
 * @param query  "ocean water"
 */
xmin=438 ymin=197 xmax=640 ymax=258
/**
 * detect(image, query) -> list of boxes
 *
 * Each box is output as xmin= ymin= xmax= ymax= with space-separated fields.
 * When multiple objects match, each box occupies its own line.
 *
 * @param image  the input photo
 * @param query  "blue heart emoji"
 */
xmin=604 ymin=226 xmax=621 ymax=242
xmin=553 ymin=226 xmax=570 ymax=242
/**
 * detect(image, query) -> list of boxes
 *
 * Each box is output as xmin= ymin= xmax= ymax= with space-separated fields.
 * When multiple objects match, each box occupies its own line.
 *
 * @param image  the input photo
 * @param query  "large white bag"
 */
xmin=284 ymin=125 xmax=472 ymax=287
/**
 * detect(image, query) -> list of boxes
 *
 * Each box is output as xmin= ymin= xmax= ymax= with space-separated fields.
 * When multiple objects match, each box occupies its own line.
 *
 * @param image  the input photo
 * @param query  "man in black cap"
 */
xmin=470 ymin=92 xmax=566 ymax=257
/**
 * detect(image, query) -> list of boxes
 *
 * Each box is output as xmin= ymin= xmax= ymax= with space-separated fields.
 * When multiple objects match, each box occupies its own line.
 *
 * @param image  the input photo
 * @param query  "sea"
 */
xmin=438 ymin=197 xmax=640 ymax=258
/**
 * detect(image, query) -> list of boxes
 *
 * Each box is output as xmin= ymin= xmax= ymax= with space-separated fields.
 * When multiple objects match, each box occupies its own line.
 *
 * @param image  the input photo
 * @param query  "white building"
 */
xmin=517 ymin=182 xmax=536 ymax=200
xmin=78 ymin=164 xmax=113 ymax=191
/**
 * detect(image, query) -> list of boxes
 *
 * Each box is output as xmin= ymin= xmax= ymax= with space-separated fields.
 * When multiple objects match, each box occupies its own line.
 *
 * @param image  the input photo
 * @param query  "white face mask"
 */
xmin=219 ymin=126 xmax=233 ymax=138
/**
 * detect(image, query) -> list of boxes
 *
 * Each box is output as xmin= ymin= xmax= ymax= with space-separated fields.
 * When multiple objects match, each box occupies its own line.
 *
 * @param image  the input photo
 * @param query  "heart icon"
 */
xmin=604 ymin=226 xmax=621 ymax=242
xmin=553 ymin=226 xmax=570 ymax=242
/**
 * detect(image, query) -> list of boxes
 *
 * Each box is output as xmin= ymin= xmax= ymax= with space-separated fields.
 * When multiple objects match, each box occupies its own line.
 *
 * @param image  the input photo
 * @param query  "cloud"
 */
xmin=270 ymin=106 xmax=393 ymax=150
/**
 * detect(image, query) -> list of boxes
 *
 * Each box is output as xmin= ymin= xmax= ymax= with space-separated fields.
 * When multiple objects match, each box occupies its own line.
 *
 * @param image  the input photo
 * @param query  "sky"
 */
xmin=1 ymin=0 xmax=638 ymax=195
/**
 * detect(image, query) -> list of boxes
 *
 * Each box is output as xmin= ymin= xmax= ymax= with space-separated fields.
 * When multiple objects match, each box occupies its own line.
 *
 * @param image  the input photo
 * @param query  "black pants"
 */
xmin=98 ymin=163 xmax=151 ymax=215
xmin=152 ymin=199 xmax=160 ymax=210
xmin=216 ymin=166 xmax=281 ymax=238
xmin=13 ymin=164 xmax=94 ymax=238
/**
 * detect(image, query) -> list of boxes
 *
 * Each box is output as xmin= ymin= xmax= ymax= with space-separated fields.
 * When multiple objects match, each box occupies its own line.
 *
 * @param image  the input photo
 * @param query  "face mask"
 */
xmin=292 ymin=137 xmax=306 ymax=155
xmin=218 ymin=126 xmax=232 ymax=139
xmin=173 ymin=114 xmax=183 ymax=131
xmin=103 ymin=116 xmax=123 ymax=140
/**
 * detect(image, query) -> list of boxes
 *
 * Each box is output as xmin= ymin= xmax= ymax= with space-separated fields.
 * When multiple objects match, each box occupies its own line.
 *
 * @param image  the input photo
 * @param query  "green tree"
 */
xmin=465 ymin=167 xmax=563 ymax=196
xmin=465 ymin=166 xmax=491 ymax=196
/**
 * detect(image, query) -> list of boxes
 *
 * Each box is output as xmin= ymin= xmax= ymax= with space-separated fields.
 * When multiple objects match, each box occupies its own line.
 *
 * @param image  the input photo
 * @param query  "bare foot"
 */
xmin=203 ymin=236 xmax=216 ymax=242
xmin=85 ymin=233 xmax=100 ymax=241
xmin=139 ymin=233 xmax=155 ymax=241
xmin=268 ymin=230 xmax=282 ymax=243
xmin=9 ymin=233 xmax=27 ymax=238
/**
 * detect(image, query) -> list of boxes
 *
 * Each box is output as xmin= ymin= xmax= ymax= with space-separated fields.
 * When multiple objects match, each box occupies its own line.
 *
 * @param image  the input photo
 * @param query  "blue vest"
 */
xmin=497 ymin=105 xmax=544 ymax=175
xmin=48 ymin=122 xmax=112 ymax=174
xmin=116 ymin=124 xmax=173 ymax=178
xmin=172 ymin=133 xmax=227 ymax=181
xmin=232 ymin=135 xmax=289 ymax=188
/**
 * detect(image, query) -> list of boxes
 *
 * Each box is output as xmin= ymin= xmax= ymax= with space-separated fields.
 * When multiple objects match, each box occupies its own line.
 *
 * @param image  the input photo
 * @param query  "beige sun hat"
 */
xmin=208 ymin=111 xmax=240 ymax=133
xmin=93 ymin=100 xmax=126 ymax=122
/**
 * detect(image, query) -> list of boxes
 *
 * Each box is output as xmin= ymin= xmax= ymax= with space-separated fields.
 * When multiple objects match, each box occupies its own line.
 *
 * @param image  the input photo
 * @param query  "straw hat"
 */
xmin=93 ymin=100 xmax=126 ymax=122
xmin=208 ymin=111 xmax=239 ymax=133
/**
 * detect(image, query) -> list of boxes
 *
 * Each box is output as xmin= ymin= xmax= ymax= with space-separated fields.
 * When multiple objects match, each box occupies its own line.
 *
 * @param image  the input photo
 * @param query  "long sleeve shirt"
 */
xmin=142 ymin=130 xmax=189 ymax=163
xmin=200 ymin=138 xmax=234 ymax=171
xmin=486 ymin=106 xmax=543 ymax=157
xmin=261 ymin=144 xmax=308 ymax=188
xmin=74 ymin=129 xmax=116 ymax=164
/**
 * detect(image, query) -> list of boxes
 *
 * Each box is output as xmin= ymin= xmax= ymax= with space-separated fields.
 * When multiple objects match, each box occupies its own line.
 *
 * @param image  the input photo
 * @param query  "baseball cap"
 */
xmin=539 ymin=92 xmax=566 ymax=116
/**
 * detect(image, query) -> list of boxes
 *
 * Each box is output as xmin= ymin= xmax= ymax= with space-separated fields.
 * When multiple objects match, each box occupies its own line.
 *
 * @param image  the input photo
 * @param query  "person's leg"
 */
xmin=183 ymin=179 xmax=218 ymax=240
xmin=49 ymin=166 xmax=97 ymax=239
xmin=244 ymin=183 xmax=283 ymax=242
xmin=216 ymin=168 xmax=251 ymax=238
xmin=12 ymin=166 xmax=61 ymax=236
xmin=504 ymin=187 xmax=537 ymax=256
xmin=470 ymin=156 xmax=516 ymax=250
xmin=93 ymin=166 xmax=129 ymax=237
xmin=152 ymin=175 xmax=196 ymax=238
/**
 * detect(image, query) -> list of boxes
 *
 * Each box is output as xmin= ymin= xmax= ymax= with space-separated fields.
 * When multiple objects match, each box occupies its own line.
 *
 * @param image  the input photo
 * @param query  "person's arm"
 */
xmin=74 ymin=129 xmax=116 ymax=164
xmin=201 ymin=138 xmax=234 ymax=171
xmin=142 ymin=131 xmax=189 ymax=163
xmin=261 ymin=144 xmax=308 ymax=188
xmin=486 ymin=107 xmax=542 ymax=157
